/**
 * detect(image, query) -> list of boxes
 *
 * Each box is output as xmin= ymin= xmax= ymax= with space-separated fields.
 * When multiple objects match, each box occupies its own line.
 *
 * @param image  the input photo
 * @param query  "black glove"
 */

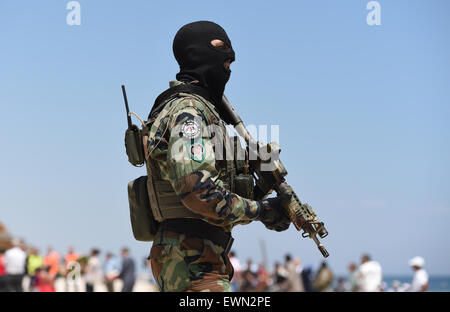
xmin=258 ymin=193 xmax=292 ymax=232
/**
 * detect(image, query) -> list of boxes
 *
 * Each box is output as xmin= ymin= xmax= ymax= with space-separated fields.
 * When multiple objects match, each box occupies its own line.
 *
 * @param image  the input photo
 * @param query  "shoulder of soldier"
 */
xmin=171 ymin=94 xmax=218 ymax=121
xmin=148 ymin=94 xmax=218 ymax=138
xmin=159 ymin=94 xmax=220 ymax=129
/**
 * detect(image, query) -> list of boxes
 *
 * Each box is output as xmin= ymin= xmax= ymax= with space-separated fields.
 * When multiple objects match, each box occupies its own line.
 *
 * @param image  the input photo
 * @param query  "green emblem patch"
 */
xmin=188 ymin=140 xmax=205 ymax=162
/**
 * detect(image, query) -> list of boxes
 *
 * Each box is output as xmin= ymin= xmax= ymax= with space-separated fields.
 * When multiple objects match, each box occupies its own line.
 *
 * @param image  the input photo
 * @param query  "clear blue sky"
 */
xmin=1 ymin=0 xmax=449 ymax=276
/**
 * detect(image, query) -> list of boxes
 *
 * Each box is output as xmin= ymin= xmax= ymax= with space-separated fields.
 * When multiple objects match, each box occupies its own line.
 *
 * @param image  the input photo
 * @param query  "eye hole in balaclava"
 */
xmin=210 ymin=39 xmax=232 ymax=52
xmin=173 ymin=21 xmax=235 ymax=107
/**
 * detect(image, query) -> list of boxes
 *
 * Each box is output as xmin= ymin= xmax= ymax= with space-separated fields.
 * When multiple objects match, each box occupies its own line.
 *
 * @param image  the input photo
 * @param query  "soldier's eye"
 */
xmin=211 ymin=39 xmax=231 ymax=51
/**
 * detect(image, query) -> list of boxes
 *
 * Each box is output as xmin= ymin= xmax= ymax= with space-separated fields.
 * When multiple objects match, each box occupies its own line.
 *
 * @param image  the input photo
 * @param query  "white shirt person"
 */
xmin=409 ymin=256 xmax=429 ymax=292
xmin=356 ymin=254 xmax=382 ymax=292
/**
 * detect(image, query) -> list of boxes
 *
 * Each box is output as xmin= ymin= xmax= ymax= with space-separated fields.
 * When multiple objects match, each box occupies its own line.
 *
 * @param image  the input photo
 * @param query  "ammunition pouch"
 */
xmin=150 ymin=179 xmax=200 ymax=221
xmin=234 ymin=174 xmax=254 ymax=199
xmin=127 ymin=176 xmax=160 ymax=241
xmin=216 ymin=135 xmax=254 ymax=199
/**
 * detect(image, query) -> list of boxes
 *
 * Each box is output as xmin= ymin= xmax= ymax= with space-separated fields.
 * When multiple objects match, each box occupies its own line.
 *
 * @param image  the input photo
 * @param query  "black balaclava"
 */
xmin=173 ymin=21 xmax=235 ymax=107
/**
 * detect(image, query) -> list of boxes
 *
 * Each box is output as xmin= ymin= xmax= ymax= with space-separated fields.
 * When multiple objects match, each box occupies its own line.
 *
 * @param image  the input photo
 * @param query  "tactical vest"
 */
xmin=143 ymin=92 xmax=247 ymax=223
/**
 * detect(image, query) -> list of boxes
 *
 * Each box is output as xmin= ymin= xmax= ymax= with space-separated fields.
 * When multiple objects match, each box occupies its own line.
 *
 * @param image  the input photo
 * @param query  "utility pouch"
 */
xmin=234 ymin=174 xmax=254 ymax=200
xmin=125 ymin=125 xmax=145 ymax=167
xmin=127 ymin=176 xmax=160 ymax=241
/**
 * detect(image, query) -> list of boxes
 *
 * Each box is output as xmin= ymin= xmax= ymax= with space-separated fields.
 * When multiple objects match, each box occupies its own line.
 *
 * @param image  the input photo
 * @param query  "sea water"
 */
xmin=382 ymin=275 xmax=450 ymax=292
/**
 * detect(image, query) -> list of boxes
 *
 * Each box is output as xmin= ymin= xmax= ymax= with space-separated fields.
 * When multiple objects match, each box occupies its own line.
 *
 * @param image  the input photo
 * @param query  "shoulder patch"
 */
xmin=181 ymin=119 xmax=201 ymax=139
xmin=189 ymin=140 xmax=206 ymax=162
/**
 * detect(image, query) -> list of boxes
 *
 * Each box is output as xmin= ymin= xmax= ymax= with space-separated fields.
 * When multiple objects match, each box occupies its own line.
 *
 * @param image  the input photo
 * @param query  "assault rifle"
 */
xmin=221 ymin=95 xmax=329 ymax=258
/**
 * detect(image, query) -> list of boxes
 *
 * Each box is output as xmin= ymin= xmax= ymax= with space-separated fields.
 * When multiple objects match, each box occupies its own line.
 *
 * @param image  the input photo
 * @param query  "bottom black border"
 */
xmin=1 ymin=291 xmax=448 ymax=311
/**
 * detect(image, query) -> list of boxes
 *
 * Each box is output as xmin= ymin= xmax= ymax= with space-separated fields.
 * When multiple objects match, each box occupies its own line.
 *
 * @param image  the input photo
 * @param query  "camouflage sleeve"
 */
xmin=166 ymin=98 xmax=261 ymax=227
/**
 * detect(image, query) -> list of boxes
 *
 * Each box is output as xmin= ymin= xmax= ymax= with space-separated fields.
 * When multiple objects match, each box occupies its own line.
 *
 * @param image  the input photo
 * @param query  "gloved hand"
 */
xmin=257 ymin=193 xmax=292 ymax=232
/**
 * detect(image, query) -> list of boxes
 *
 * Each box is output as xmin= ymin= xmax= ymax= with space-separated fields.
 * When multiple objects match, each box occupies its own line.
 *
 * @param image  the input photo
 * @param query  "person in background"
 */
xmin=64 ymin=246 xmax=81 ymax=292
xmin=347 ymin=262 xmax=358 ymax=292
xmin=312 ymin=261 xmax=334 ymax=292
xmin=31 ymin=268 xmax=43 ymax=292
xmin=240 ymin=259 xmax=257 ymax=292
xmin=104 ymin=252 xmax=120 ymax=292
xmin=255 ymin=263 xmax=270 ymax=292
xmin=27 ymin=248 xmax=43 ymax=291
xmin=117 ymin=247 xmax=136 ymax=292
xmin=65 ymin=246 xmax=79 ymax=267
xmin=43 ymin=247 xmax=60 ymax=278
xmin=334 ymin=277 xmax=346 ymax=292
xmin=4 ymin=238 xmax=27 ymax=292
xmin=0 ymin=250 xmax=8 ymax=292
xmin=0 ymin=250 xmax=5 ymax=275
xmin=34 ymin=267 xmax=56 ymax=292
xmin=27 ymin=248 xmax=43 ymax=275
xmin=271 ymin=262 xmax=288 ymax=291
xmin=300 ymin=265 xmax=314 ymax=292
xmin=85 ymin=248 xmax=103 ymax=292
xmin=409 ymin=256 xmax=429 ymax=292
xmin=284 ymin=254 xmax=304 ymax=292
xmin=228 ymin=251 xmax=242 ymax=292
xmin=356 ymin=254 xmax=382 ymax=292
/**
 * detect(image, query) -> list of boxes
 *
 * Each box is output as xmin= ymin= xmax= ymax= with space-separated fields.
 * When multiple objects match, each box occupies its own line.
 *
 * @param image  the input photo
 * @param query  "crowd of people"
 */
xmin=228 ymin=252 xmax=430 ymax=292
xmin=0 ymin=239 xmax=139 ymax=292
xmin=0 ymin=238 xmax=430 ymax=292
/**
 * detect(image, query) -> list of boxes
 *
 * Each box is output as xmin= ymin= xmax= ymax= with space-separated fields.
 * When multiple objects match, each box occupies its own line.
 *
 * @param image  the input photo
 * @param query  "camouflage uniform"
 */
xmin=147 ymin=80 xmax=261 ymax=292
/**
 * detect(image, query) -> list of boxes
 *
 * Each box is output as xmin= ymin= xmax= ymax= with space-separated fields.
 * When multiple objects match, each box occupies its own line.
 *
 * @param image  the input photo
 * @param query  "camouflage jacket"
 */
xmin=147 ymin=81 xmax=261 ymax=232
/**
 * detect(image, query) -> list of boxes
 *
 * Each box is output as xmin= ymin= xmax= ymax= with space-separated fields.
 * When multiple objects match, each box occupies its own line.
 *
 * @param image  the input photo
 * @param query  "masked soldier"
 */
xmin=144 ymin=21 xmax=291 ymax=292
